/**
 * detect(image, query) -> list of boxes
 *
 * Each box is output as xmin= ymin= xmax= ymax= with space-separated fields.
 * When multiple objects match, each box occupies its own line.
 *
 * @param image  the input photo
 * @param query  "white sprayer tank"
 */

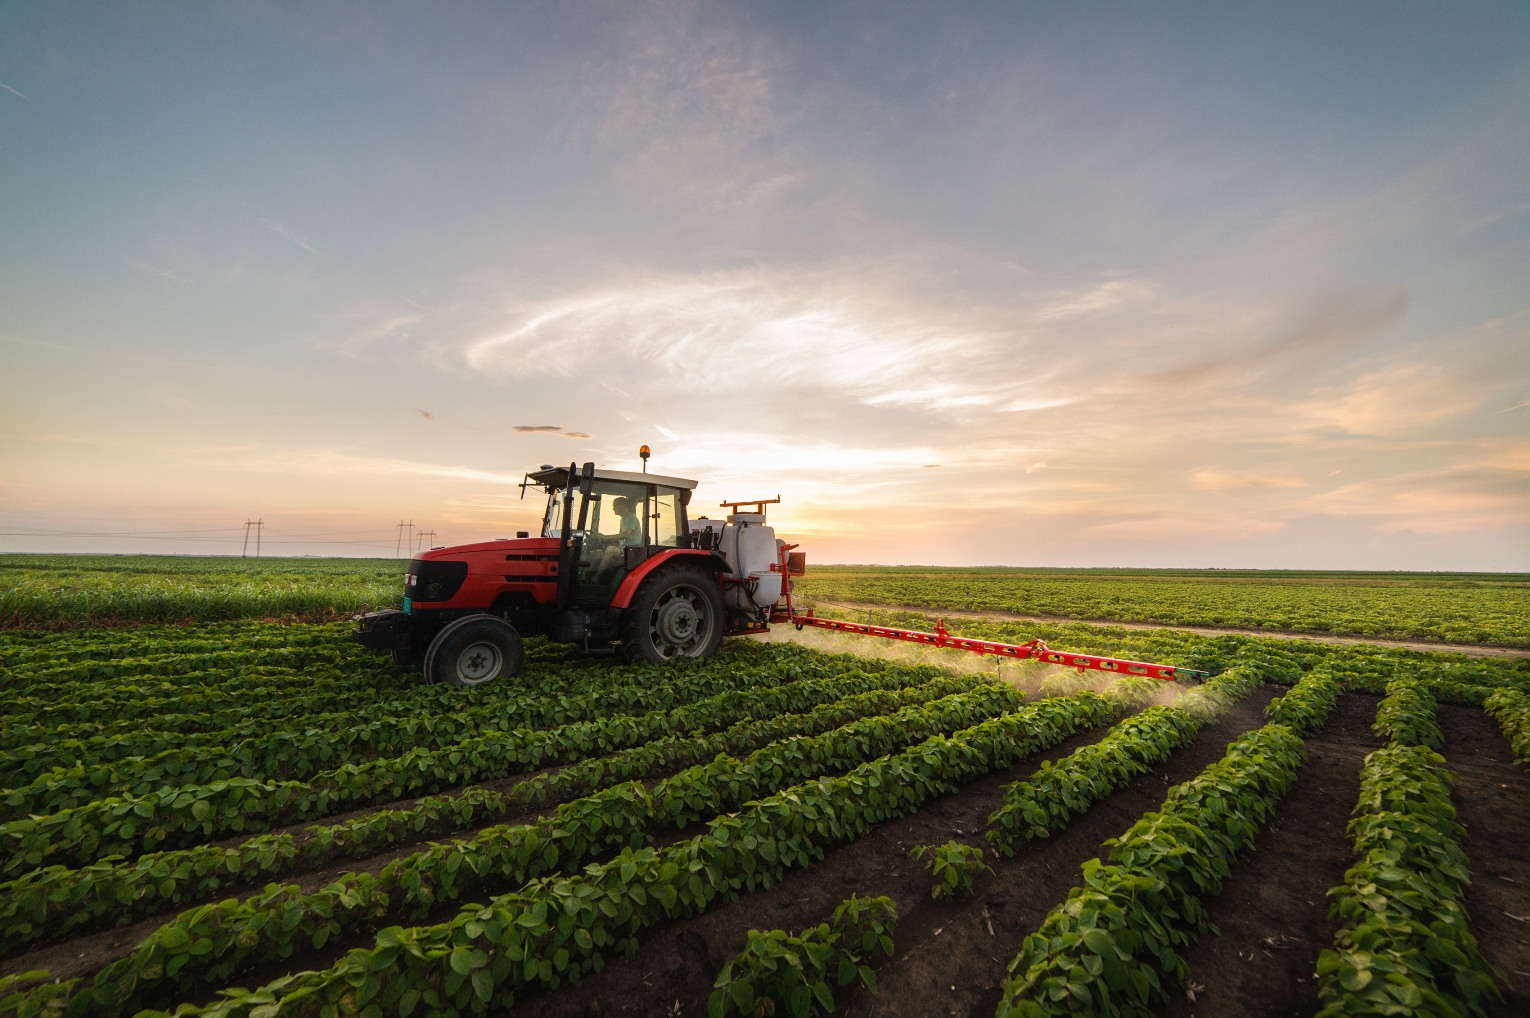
xmin=697 ymin=512 xmax=783 ymax=613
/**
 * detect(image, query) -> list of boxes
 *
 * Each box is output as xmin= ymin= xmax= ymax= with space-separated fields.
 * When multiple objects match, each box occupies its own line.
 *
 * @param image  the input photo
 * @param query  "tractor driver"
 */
xmin=591 ymin=495 xmax=644 ymax=579
xmin=612 ymin=496 xmax=642 ymax=548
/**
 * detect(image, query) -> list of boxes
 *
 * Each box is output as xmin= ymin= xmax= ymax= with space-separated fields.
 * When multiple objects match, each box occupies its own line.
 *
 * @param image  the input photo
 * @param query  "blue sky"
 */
xmin=2 ymin=2 xmax=1527 ymax=567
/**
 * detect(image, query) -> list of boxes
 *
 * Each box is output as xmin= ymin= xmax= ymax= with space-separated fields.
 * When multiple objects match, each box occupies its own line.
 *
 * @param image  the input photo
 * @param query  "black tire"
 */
xmin=619 ymin=566 xmax=725 ymax=664
xmin=424 ymin=615 xmax=524 ymax=686
xmin=390 ymin=646 xmax=424 ymax=671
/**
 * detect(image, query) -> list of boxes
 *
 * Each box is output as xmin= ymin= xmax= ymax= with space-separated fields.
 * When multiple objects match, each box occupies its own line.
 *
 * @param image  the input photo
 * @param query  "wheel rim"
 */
xmin=455 ymin=640 xmax=503 ymax=684
xmin=648 ymin=583 xmax=713 ymax=658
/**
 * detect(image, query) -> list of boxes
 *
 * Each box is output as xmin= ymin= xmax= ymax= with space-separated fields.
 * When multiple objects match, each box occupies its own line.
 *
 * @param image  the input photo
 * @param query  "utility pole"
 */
xmin=243 ymin=519 xmax=265 ymax=557
xmin=418 ymin=530 xmax=436 ymax=552
xmin=396 ymin=520 xmax=413 ymax=557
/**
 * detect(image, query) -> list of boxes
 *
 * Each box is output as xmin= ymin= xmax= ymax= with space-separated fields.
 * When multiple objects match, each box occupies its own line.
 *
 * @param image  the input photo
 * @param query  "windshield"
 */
xmin=543 ymin=480 xmax=687 ymax=546
xmin=542 ymin=487 xmax=570 ymax=538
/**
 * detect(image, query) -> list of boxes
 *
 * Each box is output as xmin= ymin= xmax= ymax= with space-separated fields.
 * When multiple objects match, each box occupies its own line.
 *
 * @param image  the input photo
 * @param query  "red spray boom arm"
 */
xmin=782 ymin=610 xmax=1205 ymax=681
xmin=769 ymin=545 xmax=1206 ymax=682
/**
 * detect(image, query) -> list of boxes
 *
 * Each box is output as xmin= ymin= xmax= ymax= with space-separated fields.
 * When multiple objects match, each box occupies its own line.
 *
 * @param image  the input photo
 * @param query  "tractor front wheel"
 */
xmin=424 ymin=615 xmax=524 ymax=686
xmin=620 ymin=566 xmax=725 ymax=664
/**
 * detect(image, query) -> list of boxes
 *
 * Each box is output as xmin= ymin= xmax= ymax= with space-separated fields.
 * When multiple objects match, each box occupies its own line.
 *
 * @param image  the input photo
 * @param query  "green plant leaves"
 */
xmin=1484 ymin=688 xmax=1529 ymax=763
xmin=997 ymin=722 xmax=1309 ymax=1017
xmin=709 ymin=895 xmax=896 ymax=1018
xmin=909 ymin=840 xmax=992 ymax=901
xmin=987 ymin=703 xmax=1206 ymax=855
xmin=1315 ymin=736 xmax=1508 ymax=1018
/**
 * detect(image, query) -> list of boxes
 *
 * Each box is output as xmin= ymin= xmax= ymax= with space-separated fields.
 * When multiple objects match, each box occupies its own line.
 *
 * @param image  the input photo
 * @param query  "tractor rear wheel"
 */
xmin=620 ymin=565 xmax=725 ymax=664
xmin=424 ymin=615 xmax=524 ymax=686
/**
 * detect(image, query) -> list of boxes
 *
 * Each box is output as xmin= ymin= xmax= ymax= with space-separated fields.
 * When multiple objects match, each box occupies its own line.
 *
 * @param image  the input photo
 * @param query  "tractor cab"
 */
xmin=524 ymin=463 xmax=696 ymax=605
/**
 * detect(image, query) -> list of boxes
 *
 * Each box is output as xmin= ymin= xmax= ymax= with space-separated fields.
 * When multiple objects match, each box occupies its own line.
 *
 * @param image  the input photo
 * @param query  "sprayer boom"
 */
xmin=780 ymin=609 xmax=1207 ymax=682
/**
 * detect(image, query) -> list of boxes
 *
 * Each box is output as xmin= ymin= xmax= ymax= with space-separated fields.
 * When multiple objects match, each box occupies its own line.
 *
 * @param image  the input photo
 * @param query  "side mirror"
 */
xmin=579 ymin=461 xmax=595 ymax=495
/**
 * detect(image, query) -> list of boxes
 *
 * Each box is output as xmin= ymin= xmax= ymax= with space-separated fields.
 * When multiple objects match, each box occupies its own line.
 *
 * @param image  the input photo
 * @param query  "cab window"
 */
xmin=651 ymin=489 xmax=682 ymax=546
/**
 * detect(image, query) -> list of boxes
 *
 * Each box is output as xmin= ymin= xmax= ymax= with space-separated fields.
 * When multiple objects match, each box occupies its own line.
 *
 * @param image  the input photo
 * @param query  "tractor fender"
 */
xmin=609 ymin=549 xmax=729 ymax=609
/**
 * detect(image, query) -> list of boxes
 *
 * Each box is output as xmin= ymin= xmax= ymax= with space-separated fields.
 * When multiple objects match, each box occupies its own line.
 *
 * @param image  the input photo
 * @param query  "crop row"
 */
xmin=1371 ymin=678 xmax=1442 ymax=749
xmin=0 ymin=553 xmax=402 ymax=627
xmin=4 ymin=672 xmax=409 ymax=738
xmin=1319 ymin=650 xmax=1530 ymax=708
xmin=0 ymin=651 xmax=564 ymax=738
xmin=4 ymin=629 xmax=572 ymax=690
xmin=991 ymin=664 xmax=1341 ymax=1016
xmin=2 ymin=640 xmax=932 ymax=765
xmin=11 ymin=666 xmax=385 ymax=718
xmin=0 ymin=620 xmax=363 ymax=669
xmin=8 ymin=686 xmax=1104 ymax=1017
xmin=155 ymin=694 xmax=1112 ymax=1018
xmin=1483 ymin=688 xmax=1529 ymax=763
xmin=2 ymin=636 xmax=1303 ymax=1010
xmin=1315 ymin=741 xmax=1503 ymax=1016
xmin=0 ymin=615 xmax=413 ymax=679
xmin=985 ymin=705 xmax=1198 ymax=856
xmin=1 ymin=656 xmax=946 ymax=818
xmin=0 ymin=660 xmax=957 ymax=873
xmin=1264 ymin=664 xmax=1343 ymax=735
xmin=0 ymin=672 xmax=987 ymax=950
xmin=8 ymin=644 xmax=386 ymax=694
xmin=8 ymin=635 xmax=606 ymax=711
xmin=708 ymin=894 xmax=898 ymax=1018
xmin=996 ymin=718 xmax=1316 ymax=1017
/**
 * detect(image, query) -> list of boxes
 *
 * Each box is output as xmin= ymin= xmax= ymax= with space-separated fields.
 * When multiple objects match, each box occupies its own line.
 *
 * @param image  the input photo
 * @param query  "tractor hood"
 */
xmin=416 ymin=537 xmax=559 ymax=559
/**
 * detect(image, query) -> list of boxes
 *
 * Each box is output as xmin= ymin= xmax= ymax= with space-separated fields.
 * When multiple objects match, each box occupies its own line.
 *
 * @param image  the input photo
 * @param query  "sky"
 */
xmin=1 ymin=2 xmax=1527 ymax=569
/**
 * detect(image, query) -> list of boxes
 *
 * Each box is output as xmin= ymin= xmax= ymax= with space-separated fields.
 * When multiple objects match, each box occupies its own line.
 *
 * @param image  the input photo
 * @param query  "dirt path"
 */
xmin=802 ymin=598 xmax=1530 ymax=660
xmin=514 ymin=688 xmax=1279 ymax=1018
xmin=1439 ymin=703 xmax=1530 ymax=1016
xmin=1157 ymin=692 xmax=1383 ymax=1018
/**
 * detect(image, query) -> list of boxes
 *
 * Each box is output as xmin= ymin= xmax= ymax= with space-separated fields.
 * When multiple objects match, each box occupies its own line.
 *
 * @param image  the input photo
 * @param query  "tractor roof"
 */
xmin=526 ymin=465 xmax=699 ymax=491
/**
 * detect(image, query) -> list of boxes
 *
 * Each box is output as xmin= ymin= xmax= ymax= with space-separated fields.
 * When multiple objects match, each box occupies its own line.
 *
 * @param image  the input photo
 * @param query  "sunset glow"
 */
xmin=2 ymin=4 xmax=1527 ymax=568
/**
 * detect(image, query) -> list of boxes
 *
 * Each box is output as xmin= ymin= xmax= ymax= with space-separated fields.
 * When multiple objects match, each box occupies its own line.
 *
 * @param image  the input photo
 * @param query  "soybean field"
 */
xmin=795 ymin=565 xmax=1530 ymax=648
xmin=1 ymin=569 xmax=1529 ymax=1017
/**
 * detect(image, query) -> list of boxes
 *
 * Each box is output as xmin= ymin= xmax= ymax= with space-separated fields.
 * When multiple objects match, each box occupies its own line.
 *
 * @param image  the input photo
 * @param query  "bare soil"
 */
xmin=1438 ymin=703 xmax=1530 ymax=1016
xmin=1155 ymin=692 xmax=1383 ymax=1018
xmin=510 ymin=688 xmax=1280 ymax=1018
xmin=17 ymin=689 xmax=1524 ymax=1018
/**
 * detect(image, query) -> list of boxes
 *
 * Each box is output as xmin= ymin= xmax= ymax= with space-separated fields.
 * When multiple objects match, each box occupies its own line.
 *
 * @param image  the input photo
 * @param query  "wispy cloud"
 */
xmin=514 ymin=425 xmax=590 ymax=439
xmin=0 ymin=83 xmax=28 ymax=100
xmin=258 ymin=217 xmax=321 ymax=255
xmin=1154 ymin=289 xmax=1409 ymax=384
xmin=464 ymin=271 xmax=1017 ymax=412
xmin=1192 ymin=471 xmax=1304 ymax=491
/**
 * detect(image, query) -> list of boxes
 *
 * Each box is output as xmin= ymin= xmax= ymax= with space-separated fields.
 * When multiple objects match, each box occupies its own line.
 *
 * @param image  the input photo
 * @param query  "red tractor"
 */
xmin=354 ymin=455 xmax=1202 ymax=687
xmin=352 ymin=461 xmax=804 ymax=684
